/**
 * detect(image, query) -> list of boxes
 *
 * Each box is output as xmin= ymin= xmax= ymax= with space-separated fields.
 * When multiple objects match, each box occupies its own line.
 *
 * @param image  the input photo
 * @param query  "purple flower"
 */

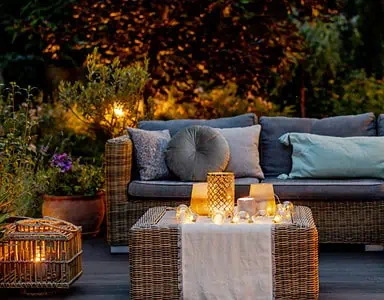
xmin=51 ymin=153 xmax=72 ymax=173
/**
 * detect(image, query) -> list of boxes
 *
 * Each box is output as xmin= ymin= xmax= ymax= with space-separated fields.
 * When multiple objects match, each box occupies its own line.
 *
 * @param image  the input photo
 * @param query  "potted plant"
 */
xmin=42 ymin=153 xmax=105 ymax=235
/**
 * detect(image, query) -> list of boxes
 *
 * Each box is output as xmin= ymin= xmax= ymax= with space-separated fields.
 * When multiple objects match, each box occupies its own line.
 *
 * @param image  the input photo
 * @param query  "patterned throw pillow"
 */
xmin=127 ymin=128 xmax=171 ymax=181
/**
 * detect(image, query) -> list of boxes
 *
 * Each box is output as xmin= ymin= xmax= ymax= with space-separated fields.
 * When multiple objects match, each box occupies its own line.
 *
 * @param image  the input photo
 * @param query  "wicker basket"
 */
xmin=0 ymin=217 xmax=83 ymax=295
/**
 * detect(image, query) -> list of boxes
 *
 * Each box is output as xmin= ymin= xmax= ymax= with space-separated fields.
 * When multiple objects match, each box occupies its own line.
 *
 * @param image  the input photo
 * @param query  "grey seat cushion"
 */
xmin=128 ymin=177 xmax=260 ymax=199
xmin=138 ymin=113 xmax=257 ymax=136
xmin=165 ymin=126 xmax=230 ymax=181
xmin=262 ymin=178 xmax=384 ymax=201
xmin=260 ymin=113 xmax=376 ymax=177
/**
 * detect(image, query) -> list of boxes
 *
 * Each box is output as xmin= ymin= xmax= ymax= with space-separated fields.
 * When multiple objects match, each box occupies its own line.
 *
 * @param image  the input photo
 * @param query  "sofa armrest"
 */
xmin=105 ymin=135 xmax=133 ymax=245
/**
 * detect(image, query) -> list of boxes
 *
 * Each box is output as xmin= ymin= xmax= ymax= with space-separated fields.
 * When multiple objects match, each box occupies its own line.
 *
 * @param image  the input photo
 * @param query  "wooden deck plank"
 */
xmin=1 ymin=238 xmax=383 ymax=299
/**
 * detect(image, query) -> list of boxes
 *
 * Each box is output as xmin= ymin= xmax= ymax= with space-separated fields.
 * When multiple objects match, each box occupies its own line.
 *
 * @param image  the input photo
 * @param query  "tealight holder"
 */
xmin=212 ymin=209 xmax=226 ymax=225
xmin=232 ymin=211 xmax=251 ymax=224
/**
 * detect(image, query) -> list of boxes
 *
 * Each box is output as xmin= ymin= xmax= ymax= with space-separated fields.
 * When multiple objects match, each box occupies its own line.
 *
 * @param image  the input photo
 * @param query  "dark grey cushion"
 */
xmin=128 ymin=177 xmax=260 ymax=199
xmin=127 ymin=128 xmax=171 ymax=181
xmin=138 ymin=113 xmax=257 ymax=136
xmin=378 ymin=114 xmax=384 ymax=136
xmin=262 ymin=178 xmax=384 ymax=201
xmin=260 ymin=113 xmax=376 ymax=177
xmin=165 ymin=126 xmax=230 ymax=181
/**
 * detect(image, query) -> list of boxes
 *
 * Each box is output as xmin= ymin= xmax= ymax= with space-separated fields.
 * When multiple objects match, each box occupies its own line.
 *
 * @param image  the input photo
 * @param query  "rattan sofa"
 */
xmin=106 ymin=113 xmax=384 ymax=252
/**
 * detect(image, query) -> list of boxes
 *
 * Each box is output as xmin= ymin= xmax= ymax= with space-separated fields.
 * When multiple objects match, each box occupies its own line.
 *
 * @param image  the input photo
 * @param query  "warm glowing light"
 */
xmin=113 ymin=104 xmax=125 ymax=117
xmin=34 ymin=245 xmax=45 ymax=262
xmin=273 ymin=215 xmax=283 ymax=224
xmin=212 ymin=211 xmax=225 ymax=225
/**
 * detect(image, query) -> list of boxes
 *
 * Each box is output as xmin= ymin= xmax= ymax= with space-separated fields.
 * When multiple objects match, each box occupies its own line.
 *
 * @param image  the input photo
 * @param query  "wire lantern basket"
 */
xmin=0 ymin=217 xmax=83 ymax=295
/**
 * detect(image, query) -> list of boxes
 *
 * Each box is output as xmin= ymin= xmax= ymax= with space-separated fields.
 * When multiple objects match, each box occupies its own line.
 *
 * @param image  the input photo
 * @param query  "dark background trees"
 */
xmin=0 ymin=0 xmax=383 ymax=118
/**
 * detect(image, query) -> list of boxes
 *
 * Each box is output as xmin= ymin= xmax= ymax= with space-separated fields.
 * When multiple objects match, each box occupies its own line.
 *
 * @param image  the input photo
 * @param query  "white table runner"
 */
xmin=175 ymin=213 xmax=273 ymax=300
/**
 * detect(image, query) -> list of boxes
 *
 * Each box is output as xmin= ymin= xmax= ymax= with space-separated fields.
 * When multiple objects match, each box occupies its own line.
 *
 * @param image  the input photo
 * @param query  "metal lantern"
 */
xmin=0 ymin=217 xmax=83 ymax=295
xmin=207 ymin=172 xmax=235 ymax=217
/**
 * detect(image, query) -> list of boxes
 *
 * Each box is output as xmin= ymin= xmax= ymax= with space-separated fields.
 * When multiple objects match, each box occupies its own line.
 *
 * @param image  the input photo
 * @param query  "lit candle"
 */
xmin=249 ymin=184 xmax=276 ymax=216
xmin=237 ymin=197 xmax=257 ymax=216
xmin=212 ymin=211 xmax=225 ymax=225
xmin=176 ymin=204 xmax=189 ymax=221
xmin=190 ymin=183 xmax=209 ymax=215
xmin=273 ymin=215 xmax=282 ymax=223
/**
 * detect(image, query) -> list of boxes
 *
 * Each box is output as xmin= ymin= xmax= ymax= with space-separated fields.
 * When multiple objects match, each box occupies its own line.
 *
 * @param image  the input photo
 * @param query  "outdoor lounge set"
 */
xmin=106 ymin=112 xmax=384 ymax=248
xmin=105 ymin=112 xmax=384 ymax=299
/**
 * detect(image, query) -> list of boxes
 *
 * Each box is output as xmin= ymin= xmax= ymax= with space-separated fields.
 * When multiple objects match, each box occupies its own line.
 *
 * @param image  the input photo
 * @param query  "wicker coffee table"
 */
xmin=129 ymin=205 xmax=319 ymax=300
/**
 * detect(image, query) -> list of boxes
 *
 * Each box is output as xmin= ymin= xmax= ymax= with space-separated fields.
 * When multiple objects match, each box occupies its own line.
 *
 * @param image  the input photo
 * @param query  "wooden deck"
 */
xmin=2 ymin=238 xmax=384 ymax=299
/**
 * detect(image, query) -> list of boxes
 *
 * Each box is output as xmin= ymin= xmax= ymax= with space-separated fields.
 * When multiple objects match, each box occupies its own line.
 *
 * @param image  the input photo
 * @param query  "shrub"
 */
xmin=0 ymin=83 xmax=47 ymax=219
xmin=58 ymin=48 xmax=153 ymax=138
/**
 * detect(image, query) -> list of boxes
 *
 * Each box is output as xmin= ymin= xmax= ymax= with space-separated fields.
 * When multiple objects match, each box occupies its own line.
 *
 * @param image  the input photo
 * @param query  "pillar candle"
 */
xmin=237 ymin=197 xmax=257 ymax=216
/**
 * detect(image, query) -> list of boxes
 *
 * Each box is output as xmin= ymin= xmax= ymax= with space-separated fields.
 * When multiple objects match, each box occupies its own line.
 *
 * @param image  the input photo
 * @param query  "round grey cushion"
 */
xmin=165 ymin=125 xmax=230 ymax=181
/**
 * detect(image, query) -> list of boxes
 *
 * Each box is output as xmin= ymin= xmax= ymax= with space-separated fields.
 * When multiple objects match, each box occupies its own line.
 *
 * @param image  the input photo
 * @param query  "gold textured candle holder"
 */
xmin=207 ymin=172 xmax=235 ymax=217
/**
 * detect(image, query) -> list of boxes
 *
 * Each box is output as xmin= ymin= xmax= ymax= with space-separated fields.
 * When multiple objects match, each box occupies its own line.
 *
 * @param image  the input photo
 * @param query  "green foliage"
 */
xmin=44 ymin=156 xmax=104 ymax=197
xmin=294 ymin=15 xmax=344 ymax=83
xmin=333 ymin=70 xmax=384 ymax=115
xmin=0 ymin=83 xmax=46 ymax=219
xmin=155 ymin=82 xmax=294 ymax=120
xmin=58 ymin=48 xmax=152 ymax=137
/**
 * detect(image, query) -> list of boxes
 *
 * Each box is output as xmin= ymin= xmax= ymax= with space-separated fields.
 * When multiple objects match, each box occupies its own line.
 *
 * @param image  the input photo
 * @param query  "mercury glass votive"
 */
xmin=232 ymin=211 xmax=251 ymax=224
xmin=176 ymin=204 xmax=189 ymax=223
xmin=212 ymin=210 xmax=226 ymax=225
xmin=207 ymin=172 xmax=235 ymax=217
xmin=273 ymin=214 xmax=283 ymax=224
xmin=283 ymin=201 xmax=294 ymax=213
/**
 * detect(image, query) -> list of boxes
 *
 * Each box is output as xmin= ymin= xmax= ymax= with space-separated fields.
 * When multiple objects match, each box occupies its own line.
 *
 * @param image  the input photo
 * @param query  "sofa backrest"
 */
xmin=260 ymin=113 xmax=376 ymax=177
xmin=377 ymin=115 xmax=384 ymax=136
xmin=138 ymin=113 xmax=257 ymax=136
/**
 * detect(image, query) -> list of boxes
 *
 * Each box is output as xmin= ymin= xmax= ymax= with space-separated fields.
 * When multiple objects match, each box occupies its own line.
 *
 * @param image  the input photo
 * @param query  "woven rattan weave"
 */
xmin=129 ymin=205 xmax=319 ymax=300
xmin=106 ymin=135 xmax=384 ymax=247
xmin=0 ymin=217 xmax=82 ymax=295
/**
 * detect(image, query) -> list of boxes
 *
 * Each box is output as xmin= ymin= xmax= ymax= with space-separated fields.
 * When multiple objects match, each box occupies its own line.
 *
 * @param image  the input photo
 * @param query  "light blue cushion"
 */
xmin=260 ymin=113 xmax=376 ymax=177
xmin=278 ymin=133 xmax=384 ymax=179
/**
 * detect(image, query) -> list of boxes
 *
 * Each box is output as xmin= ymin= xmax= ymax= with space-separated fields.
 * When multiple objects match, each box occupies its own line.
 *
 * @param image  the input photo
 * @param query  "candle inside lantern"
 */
xmin=237 ymin=197 xmax=257 ymax=216
xmin=34 ymin=241 xmax=46 ymax=262
xmin=249 ymin=184 xmax=276 ymax=216
xmin=33 ymin=241 xmax=48 ymax=280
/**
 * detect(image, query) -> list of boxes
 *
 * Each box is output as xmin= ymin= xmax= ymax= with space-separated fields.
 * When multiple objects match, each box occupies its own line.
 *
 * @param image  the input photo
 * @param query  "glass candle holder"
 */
xmin=176 ymin=204 xmax=189 ymax=223
xmin=207 ymin=172 xmax=235 ymax=217
xmin=212 ymin=210 xmax=226 ymax=225
xmin=232 ymin=211 xmax=251 ymax=224
xmin=249 ymin=184 xmax=276 ymax=216
xmin=190 ymin=183 xmax=209 ymax=215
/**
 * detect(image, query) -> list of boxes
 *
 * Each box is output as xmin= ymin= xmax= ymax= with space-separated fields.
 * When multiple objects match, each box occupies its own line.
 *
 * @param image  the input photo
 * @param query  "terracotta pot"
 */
xmin=42 ymin=191 xmax=105 ymax=235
